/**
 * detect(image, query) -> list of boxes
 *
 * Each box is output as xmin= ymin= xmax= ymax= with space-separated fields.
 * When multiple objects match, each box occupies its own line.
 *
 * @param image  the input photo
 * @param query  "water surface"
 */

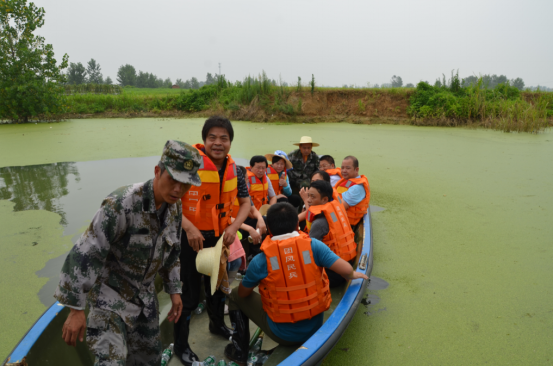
xmin=0 ymin=118 xmax=551 ymax=365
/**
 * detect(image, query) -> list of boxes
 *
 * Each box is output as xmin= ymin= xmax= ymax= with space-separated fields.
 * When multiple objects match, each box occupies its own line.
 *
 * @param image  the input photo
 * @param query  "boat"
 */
xmin=4 ymin=208 xmax=373 ymax=366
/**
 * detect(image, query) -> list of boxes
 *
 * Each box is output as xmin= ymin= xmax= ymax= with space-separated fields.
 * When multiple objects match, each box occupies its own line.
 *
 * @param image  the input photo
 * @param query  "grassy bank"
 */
xmin=6 ymin=75 xmax=553 ymax=132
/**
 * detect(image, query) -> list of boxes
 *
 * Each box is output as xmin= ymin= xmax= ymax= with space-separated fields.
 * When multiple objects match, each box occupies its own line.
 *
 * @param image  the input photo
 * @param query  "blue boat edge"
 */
xmin=279 ymin=207 xmax=373 ymax=366
xmin=3 ymin=302 xmax=65 ymax=365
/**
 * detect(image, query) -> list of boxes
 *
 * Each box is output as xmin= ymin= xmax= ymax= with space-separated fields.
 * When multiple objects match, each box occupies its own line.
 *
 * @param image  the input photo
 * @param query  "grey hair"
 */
xmin=157 ymin=161 xmax=166 ymax=175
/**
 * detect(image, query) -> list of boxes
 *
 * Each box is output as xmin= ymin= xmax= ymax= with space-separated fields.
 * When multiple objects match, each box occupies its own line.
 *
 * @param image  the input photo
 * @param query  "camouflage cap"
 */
xmin=161 ymin=140 xmax=202 ymax=186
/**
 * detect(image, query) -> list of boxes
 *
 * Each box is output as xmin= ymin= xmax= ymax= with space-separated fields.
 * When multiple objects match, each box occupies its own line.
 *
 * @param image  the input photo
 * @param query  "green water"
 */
xmin=0 ymin=118 xmax=551 ymax=365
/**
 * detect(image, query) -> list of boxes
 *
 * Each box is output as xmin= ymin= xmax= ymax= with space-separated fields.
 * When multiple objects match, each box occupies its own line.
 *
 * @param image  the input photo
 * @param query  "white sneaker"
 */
xmin=224 ymin=304 xmax=229 ymax=315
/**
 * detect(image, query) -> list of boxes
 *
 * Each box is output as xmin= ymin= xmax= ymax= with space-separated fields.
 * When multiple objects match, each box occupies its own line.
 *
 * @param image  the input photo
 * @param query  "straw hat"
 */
xmin=264 ymin=152 xmax=293 ymax=170
xmin=196 ymin=235 xmax=228 ymax=295
xmin=293 ymin=136 xmax=320 ymax=147
xmin=258 ymin=204 xmax=271 ymax=216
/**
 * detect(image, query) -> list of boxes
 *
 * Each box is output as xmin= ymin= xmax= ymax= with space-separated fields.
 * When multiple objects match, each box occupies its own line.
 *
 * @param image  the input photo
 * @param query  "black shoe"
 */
xmin=174 ymin=312 xmax=199 ymax=366
xmin=206 ymin=294 xmax=234 ymax=339
xmin=224 ymin=310 xmax=250 ymax=365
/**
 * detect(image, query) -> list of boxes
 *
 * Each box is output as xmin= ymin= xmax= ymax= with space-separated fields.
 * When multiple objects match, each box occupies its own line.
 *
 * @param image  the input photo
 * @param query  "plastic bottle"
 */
xmin=248 ymin=228 xmax=261 ymax=243
xmin=192 ymin=362 xmax=204 ymax=366
xmin=203 ymin=355 xmax=216 ymax=366
xmin=194 ymin=300 xmax=206 ymax=315
xmin=227 ymin=362 xmax=239 ymax=366
xmin=217 ymin=360 xmax=226 ymax=366
xmin=256 ymin=353 xmax=269 ymax=365
xmin=160 ymin=343 xmax=174 ymax=366
xmin=247 ymin=351 xmax=258 ymax=365
xmin=250 ymin=335 xmax=263 ymax=353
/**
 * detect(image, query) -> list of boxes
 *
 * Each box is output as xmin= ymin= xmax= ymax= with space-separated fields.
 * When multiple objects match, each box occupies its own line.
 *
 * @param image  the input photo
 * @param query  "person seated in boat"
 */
xmin=248 ymin=155 xmax=277 ymax=209
xmin=223 ymin=202 xmax=368 ymax=365
xmin=305 ymin=180 xmax=357 ymax=288
xmin=318 ymin=155 xmax=342 ymax=187
xmin=264 ymin=150 xmax=302 ymax=208
xmin=298 ymin=170 xmax=340 ymax=226
xmin=334 ymin=155 xmax=370 ymax=230
xmin=54 ymin=140 xmax=201 ymax=365
xmin=233 ymin=165 xmax=266 ymax=246
xmin=288 ymin=136 xmax=320 ymax=193
xmin=179 ymin=117 xmax=252 ymax=365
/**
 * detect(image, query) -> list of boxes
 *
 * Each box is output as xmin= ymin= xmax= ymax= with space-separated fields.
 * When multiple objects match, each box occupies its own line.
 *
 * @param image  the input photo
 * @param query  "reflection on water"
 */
xmin=0 ymin=163 xmax=80 ymax=226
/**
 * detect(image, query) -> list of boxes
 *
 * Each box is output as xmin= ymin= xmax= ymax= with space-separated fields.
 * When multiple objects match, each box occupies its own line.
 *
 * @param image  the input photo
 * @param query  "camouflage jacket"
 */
xmin=287 ymin=149 xmax=320 ymax=189
xmin=54 ymin=179 xmax=182 ymax=326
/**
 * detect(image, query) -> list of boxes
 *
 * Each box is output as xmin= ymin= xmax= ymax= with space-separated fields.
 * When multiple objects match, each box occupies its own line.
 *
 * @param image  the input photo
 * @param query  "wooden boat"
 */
xmin=4 ymin=208 xmax=373 ymax=366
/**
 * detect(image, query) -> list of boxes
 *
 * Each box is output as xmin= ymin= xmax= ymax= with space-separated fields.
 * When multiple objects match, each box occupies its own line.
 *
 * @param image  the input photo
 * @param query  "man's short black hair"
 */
xmin=343 ymin=155 xmax=359 ymax=169
xmin=310 ymin=180 xmax=333 ymax=201
xmin=272 ymin=156 xmax=285 ymax=165
xmin=311 ymin=170 xmax=330 ymax=183
xmin=250 ymin=155 xmax=268 ymax=168
xmin=267 ymin=202 xmax=299 ymax=236
xmin=202 ymin=116 xmax=234 ymax=142
xmin=319 ymin=155 xmax=335 ymax=166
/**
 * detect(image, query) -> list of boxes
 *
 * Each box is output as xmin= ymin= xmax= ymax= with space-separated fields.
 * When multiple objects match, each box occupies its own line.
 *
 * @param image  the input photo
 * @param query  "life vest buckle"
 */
xmin=215 ymin=203 xmax=225 ymax=210
xmin=203 ymin=194 xmax=211 ymax=200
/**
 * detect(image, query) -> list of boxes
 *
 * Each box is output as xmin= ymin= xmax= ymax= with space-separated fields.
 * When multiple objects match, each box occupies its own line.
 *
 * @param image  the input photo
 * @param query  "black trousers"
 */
xmin=179 ymin=231 xmax=225 ymax=312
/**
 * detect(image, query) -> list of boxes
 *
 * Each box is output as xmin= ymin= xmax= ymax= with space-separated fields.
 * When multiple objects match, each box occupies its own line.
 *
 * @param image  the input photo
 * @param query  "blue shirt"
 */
xmin=341 ymin=175 xmax=366 ymax=206
xmin=242 ymin=238 xmax=340 ymax=343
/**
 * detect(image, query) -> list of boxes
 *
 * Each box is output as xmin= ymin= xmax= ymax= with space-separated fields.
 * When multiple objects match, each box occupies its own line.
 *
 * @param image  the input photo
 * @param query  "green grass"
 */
xmin=121 ymin=87 xmax=188 ymax=95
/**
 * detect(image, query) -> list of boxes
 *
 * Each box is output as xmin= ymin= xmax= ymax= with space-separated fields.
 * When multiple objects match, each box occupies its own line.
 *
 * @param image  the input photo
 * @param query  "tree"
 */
xmin=390 ymin=75 xmax=403 ymax=88
xmin=190 ymin=77 xmax=199 ymax=89
xmin=136 ymin=71 xmax=149 ymax=88
xmin=205 ymin=73 xmax=215 ymax=85
xmin=86 ymin=58 xmax=103 ymax=84
xmin=462 ymin=75 xmax=478 ymax=87
xmin=104 ymin=76 xmax=113 ymax=85
xmin=66 ymin=62 xmax=86 ymax=85
xmin=116 ymin=64 xmax=136 ymax=86
xmin=511 ymin=77 xmax=525 ymax=90
xmin=163 ymin=77 xmax=172 ymax=88
xmin=0 ymin=0 xmax=68 ymax=122
xmin=405 ymin=83 xmax=414 ymax=88
xmin=183 ymin=80 xmax=192 ymax=89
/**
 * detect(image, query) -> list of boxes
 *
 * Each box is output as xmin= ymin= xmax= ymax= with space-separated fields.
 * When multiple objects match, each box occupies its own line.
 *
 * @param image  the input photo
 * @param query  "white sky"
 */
xmin=34 ymin=0 xmax=553 ymax=87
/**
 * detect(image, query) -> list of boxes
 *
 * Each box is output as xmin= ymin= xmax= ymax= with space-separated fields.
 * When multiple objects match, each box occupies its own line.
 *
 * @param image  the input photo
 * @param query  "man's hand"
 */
xmin=350 ymin=271 xmax=369 ymax=280
xmin=299 ymin=187 xmax=309 ymax=205
xmin=256 ymin=217 xmax=267 ymax=235
xmin=167 ymin=294 xmax=183 ymax=323
xmin=62 ymin=308 xmax=86 ymax=347
xmin=184 ymin=221 xmax=205 ymax=252
xmin=279 ymin=177 xmax=287 ymax=186
xmin=223 ymin=226 xmax=238 ymax=247
xmin=248 ymin=227 xmax=262 ymax=245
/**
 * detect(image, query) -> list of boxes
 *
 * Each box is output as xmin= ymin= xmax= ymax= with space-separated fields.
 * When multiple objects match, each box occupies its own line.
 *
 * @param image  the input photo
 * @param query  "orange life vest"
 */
xmin=182 ymin=144 xmax=238 ymax=236
xmin=259 ymin=232 xmax=331 ymax=323
xmin=306 ymin=199 xmax=357 ymax=261
xmin=247 ymin=170 xmax=269 ymax=210
xmin=267 ymin=165 xmax=286 ymax=195
xmin=325 ymin=168 xmax=343 ymax=179
xmin=334 ymin=175 xmax=370 ymax=226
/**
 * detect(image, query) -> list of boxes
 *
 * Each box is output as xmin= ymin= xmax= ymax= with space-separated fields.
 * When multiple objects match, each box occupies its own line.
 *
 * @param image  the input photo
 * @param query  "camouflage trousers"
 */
xmin=86 ymin=307 xmax=161 ymax=366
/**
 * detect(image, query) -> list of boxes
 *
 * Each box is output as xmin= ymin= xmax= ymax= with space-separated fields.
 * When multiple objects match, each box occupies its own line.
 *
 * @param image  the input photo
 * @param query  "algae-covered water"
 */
xmin=0 ymin=118 xmax=551 ymax=365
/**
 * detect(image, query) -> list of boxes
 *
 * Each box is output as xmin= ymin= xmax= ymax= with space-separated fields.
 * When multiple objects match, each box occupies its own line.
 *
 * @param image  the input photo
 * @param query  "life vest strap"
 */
xmin=271 ymin=291 xmax=319 ymax=305
xmin=267 ymin=280 xmax=316 ymax=293
xmin=267 ymin=301 xmax=321 ymax=314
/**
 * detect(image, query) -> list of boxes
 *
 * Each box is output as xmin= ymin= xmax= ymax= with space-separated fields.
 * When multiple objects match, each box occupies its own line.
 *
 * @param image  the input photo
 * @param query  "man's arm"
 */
xmin=238 ymin=282 xmax=255 ymax=298
xmin=223 ymin=196 xmax=250 ymax=246
xmin=266 ymin=173 xmax=277 ymax=205
xmin=182 ymin=214 xmax=205 ymax=251
xmin=341 ymin=185 xmax=366 ymax=210
xmin=328 ymin=258 xmax=368 ymax=281
xmin=56 ymin=197 xmax=125 ymax=346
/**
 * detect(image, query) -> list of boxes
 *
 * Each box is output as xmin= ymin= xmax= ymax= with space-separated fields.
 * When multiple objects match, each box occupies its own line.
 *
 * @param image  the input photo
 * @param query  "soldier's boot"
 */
xmin=207 ymin=293 xmax=234 ymax=339
xmin=224 ymin=310 xmax=250 ymax=365
xmin=173 ymin=312 xmax=199 ymax=366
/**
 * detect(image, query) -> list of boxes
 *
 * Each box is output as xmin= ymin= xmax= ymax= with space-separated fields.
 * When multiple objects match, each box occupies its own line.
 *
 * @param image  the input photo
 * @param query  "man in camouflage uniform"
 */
xmin=54 ymin=140 xmax=202 ymax=366
xmin=288 ymin=136 xmax=320 ymax=192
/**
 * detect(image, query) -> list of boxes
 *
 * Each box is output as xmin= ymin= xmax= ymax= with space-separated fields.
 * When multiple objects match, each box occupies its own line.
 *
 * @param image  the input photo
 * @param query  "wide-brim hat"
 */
xmin=293 ymin=136 xmax=320 ymax=147
xmin=264 ymin=153 xmax=293 ymax=170
xmin=196 ymin=235 xmax=224 ymax=295
xmin=258 ymin=204 xmax=271 ymax=216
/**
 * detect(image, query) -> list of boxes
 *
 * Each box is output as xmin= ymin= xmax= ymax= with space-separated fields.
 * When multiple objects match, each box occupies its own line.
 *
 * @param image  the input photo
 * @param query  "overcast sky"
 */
xmin=33 ymin=0 xmax=553 ymax=87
